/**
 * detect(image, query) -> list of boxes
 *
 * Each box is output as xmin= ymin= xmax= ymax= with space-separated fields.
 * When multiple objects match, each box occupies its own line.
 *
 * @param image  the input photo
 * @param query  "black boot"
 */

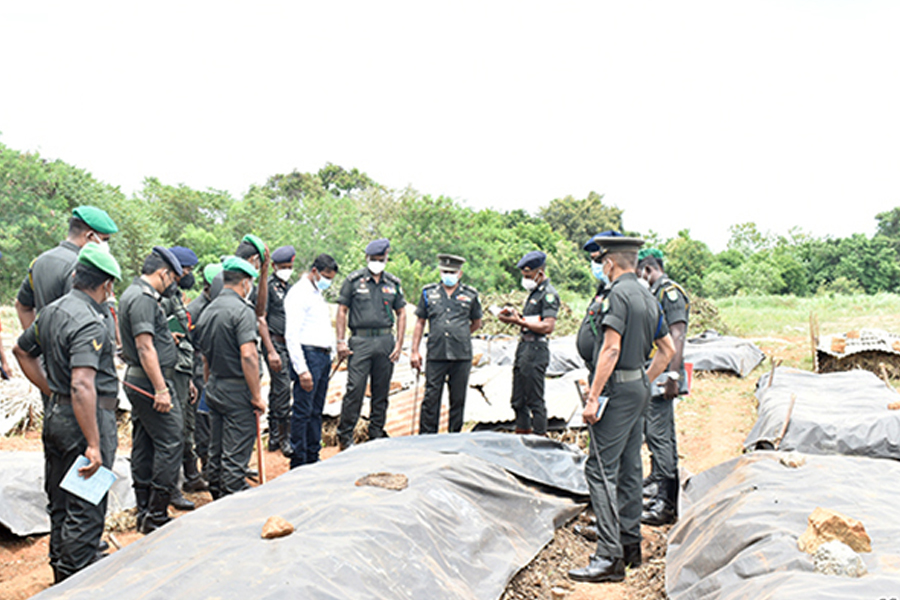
xmin=134 ymin=486 xmax=150 ymax=526
xmin=267 ymin=419 xmax=280 ymax=452
xmin=279 ymin=419 xmax=293 ymax=457
xmin=573 ymin=524 xmax=599 ymax=542
xmin=568 ymin=556 xmax=625 ymax=583
xmin=623 ymin=543 xmax=642 ymax=568
xmin=169 ymin=487 xmax=195 ymax=511
xmin=641 ymin=477 xmax=678 ymax=526
xmin=182 ymin=457 xmax=209 ymax=493
xmin=139 ymin=489 xmax=172 ymax=534
xmin=642 ymin=474 xmax=660 ymax=499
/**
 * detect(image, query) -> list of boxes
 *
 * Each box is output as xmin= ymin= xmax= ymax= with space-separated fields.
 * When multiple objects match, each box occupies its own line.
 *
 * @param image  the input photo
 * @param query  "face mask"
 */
xmin=316 ymin=275 xmax=333 ymax=291
xmin=162 ymin=281 xmax=179 ymax=298
xmin=243 ymin=280 xmax=254 ymax=300
xmin=367 ymin=260 xmax=385 ymax=275
xmin=178 ymin=272 xmax=196 ymax=290
xmin=591 ymin=261 xmax=610 ymax=285
xmin=275 ymin=269 xmax=293 ymax=283
xmin=90 ymin=234 xmax=110 ymax=252
xmin=521 ymin=276 xmax=538 ymax=292
xmin=638 ymin=277 xmax=650 ymax=290
xmin=441 ymin=272 xmax=459 ymax=287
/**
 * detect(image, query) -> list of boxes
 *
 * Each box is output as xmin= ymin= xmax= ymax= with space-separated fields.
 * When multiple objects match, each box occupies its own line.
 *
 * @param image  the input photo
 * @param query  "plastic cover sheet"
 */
xmin=684 ymin=331 xmax=765 ymax=377
xmin=34 ymin=433 xmax=586 ymax=600
xmin=667 ymin=452 xmax=900 ymax=600
xmin=744 ymin=367 xmax=900 ymax=459
xmin=0 ymin=452 xmax=135 ymax=536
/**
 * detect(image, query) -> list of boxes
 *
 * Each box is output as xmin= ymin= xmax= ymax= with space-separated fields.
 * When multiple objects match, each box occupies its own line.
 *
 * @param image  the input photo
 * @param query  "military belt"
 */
xmin=52 ymin=393 xmax=118 ymax=411
xmin=612 ymin=369 xmax=644 ymax=383
xmin=520 ymin=333 xmax=547 ymax=343
xmin=126 ymin=365 xmax=177 ymax=382
xmin=352 ymin=328 xmax=392 ymax=337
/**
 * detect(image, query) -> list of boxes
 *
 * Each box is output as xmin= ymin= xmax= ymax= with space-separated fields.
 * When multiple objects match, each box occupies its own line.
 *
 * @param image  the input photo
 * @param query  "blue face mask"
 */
xmin=441 ymin=272 xmax=459 ymax=287
xmin=316 ymin=275 xmax=333 ymax=291
xmin=591 ymin=261 xmax=609 ymax=285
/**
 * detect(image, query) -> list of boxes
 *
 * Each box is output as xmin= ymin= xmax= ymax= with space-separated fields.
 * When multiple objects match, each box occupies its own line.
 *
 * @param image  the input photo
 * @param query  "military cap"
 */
xmin=78 ymin=242 xmax=122 ymax=280
xmin=169 ymin=246 xmax=199 ymax=268
xmin=583 ymin=230 xmax=623 ymax=253
xmin=365 ymin=238 xmax=390 ymax=256
xmin=72 ymin=206 xmax=118 ymax=235
xmin=638 ymin=247 xmax=664 ymax=262
xmin=203 ymin=263 xmax=224 ymax=284
xmin=223 ymin=256 xmax=259 ymax=279
xmin=516 ymin=250 xmax=546 ymax=270
xmin=241 ymin=234 xmax=266 ymax=259
xmin=152 ymin=245 xmax=183 ymax=277
xmin=594 ymin=233 xmax=645 ymax=258
xmin=437 ymin=254 xmax=466 ymax=271
xmin=271 ymin=245 xmax=296 ymax=264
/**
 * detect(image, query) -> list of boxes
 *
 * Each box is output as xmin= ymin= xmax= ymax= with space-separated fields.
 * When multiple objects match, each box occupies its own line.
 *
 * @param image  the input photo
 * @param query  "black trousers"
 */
xmin=43 ymin=401 xmax=117 ymax=580
xmin=337 ymin=335 xmax=394 ymax=447
xmin=511 ymin=340 xmax=549 ymax=434
xmin=266 ymin=340 xmax=292 ymax=423
xmin=419 ymin=359 xmax=471 ymax=434
xmin=127 ymin=377 xmax=183 ymax=495
xmin=206 ymin=377 xmax=255 ymax=498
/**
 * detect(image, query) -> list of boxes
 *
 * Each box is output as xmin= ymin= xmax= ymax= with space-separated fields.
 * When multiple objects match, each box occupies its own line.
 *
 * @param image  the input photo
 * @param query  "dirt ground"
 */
xmin=0 ymin=336 xmax=801 ymax=600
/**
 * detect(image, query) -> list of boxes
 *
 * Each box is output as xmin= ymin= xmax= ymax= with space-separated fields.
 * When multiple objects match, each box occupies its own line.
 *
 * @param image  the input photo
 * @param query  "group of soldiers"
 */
xmin=5 ymin=206 xmax=690 ymax=588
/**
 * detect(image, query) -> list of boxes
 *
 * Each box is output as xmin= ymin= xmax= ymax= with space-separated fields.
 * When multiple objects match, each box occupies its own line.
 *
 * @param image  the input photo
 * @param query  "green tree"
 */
xmin=538 ymin=191 xmax=623 ymax=249
xmin=663 ymin=230 xmax=713 ymax=295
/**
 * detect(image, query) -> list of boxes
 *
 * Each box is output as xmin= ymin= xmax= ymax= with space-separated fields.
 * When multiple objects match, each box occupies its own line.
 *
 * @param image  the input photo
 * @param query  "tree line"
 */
xmin=2 ymin=139 xmax=899 ymax=304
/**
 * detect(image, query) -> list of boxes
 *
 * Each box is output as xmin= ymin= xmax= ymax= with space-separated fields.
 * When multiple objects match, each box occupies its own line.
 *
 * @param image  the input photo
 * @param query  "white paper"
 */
xmin=60 ymin=455 xmax=117 ymax=505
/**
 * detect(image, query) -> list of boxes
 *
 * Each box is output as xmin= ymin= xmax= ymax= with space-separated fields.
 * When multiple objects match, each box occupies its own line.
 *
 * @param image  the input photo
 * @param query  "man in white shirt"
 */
xmin=284 ymin=254 xmax=339 ymax=467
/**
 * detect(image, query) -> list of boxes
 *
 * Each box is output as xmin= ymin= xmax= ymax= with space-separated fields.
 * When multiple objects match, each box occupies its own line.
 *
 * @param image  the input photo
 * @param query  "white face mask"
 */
xmin=521 ymin=276 xmax=538 ymax=291
xmin=88 ymin=234 xmax=110 ymax=253
xmin=243 ymin=280 xmax=254 ymax=300
xmin=638 ymin=277 xmax=650 ymax=290
xmin=367 ymin=260 xmax=386 ymax=275
xmin=275 ymin=269 xmax=293 ymax=282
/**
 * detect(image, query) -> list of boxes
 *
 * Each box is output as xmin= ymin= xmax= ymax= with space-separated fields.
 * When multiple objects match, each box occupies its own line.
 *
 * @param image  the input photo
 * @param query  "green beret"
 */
xmin=72 ymin=206 xmax=118 ymax=234
xmin=203 ymin=263 xmax=224 ymax=284
xmin=638 ymin=247 xmax=664 ymax=262
xmin=241 ymin=234 xmax=266 ymax=259
xmin=77 ymin=242 xmax=121 ymax=280
xmin=223 ymin=256 xmax=258 ymax=279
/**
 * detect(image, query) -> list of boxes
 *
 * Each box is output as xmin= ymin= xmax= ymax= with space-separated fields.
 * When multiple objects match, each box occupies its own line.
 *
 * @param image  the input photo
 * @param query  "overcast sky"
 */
xmin=2 ymin=1 xmax=899 ymax=251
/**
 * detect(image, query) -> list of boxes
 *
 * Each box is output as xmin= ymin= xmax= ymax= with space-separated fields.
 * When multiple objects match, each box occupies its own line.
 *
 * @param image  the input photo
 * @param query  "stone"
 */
xmin=550 ymin=587 xmax=568 ymax=600
xmin=779 ymin=452 xmax=806 ymax=468
xmin=888 ymin=401 xmax=900 ymax=411
xmin=830 ymin=337 xmax=846 ymax=354
xmin=797 ymin=507 xmax=871 ymax=554
xmin=355 ymin=472 xmax=409 ymax=491
xmin=261 ymin=516 xmax=294 ymax=539
xmin=813 ymin=540 xmax=868 ymax=578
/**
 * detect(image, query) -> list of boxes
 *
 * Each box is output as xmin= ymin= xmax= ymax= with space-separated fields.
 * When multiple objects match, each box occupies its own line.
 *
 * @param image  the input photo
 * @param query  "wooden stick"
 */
xmin=767 ymin=358 xmax=783 ymax=388
xmin=256 ymin=413 xmax=267 ymax=485
xmin=878 ymin=362 xmax=896 ymax=391
xmin=774 ymin=393 xmax=797 ymax=450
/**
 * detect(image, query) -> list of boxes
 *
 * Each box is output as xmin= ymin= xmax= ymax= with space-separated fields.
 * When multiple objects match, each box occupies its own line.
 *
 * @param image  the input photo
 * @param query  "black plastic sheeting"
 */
xmin=744 ymin=367 xmax=900 ymax=459
xmin=33 ymin=433 xmax=587 ymax=600
xmin=684 ymin=331 xmax=765 ymax=378
xmin=667 ymin=452 xmax=900 ymax=599
xmin=0 ymin=452 xmax=134 ymax=536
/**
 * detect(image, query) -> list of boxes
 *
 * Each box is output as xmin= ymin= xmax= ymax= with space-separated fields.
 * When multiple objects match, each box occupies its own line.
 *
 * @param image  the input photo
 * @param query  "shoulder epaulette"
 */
xmin=658 ymin=281 xmax=690 ymax=306
xmin=422 ymin=282 xmax=440 ymax=290
xmin=460 ymin=283 xmax=479 ymax=295
xmin=347 ymin=268 xmax=368 ymax=281
xmin=383 ymin=272 xmax=402 ymax=286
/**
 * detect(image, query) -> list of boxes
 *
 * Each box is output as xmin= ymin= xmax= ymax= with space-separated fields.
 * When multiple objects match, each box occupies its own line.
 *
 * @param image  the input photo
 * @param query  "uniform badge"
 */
xmin=545 ymin=293 xmax=556 ymax=304
xmin=667 ymin=289 xmax=679 ymax=302
xmin=382 ymin=285 xmax=396 ymax=294
xmin=357 ymin=285 xmax=370 ymax=294
xmin=601 ymin=298 xmax=610 ymax=313
xmin=92 ymin=339 xmax=103 ymax=352
xmin=457 ymin=294 xmax=471 ymax=302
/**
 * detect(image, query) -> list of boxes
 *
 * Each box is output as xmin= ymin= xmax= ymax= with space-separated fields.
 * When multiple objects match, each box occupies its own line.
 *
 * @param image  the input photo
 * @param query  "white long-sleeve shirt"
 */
xmin=284 ymin=273 xmax=334 ymax=375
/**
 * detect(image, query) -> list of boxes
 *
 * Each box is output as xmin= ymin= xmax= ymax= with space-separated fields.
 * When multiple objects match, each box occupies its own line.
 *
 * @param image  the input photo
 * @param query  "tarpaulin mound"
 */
xmin=744 ymin=367 xmax=900 ymax=459
xmin=470 ymin=335 xmax=585 ymax=377
xmin=0 ymin=452 xmax=135 ymax=536
xmin=684 ymin=330 xmax=765 ymax=377
xmin=34 ymin=432 xmax=586 ymax=600
xmin=667 ymin=452 xmax=900 ymax=600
